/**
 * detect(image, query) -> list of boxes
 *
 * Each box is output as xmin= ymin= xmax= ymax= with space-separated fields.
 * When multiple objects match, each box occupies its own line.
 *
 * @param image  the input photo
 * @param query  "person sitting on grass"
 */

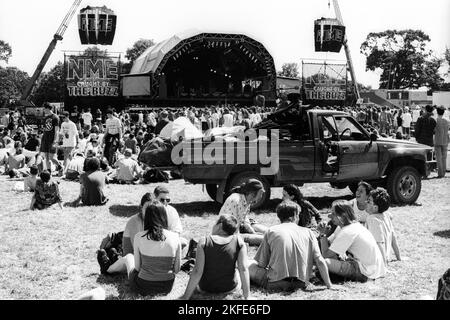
xmin=121 ymin=203 xmax=181 ymax=297
xmin=219 ymin=179 xmax=268 ymax=246
xmin=100 ymin=193 xmax=154 ymax=275
xmin=282 ymin=184 xmax=322 ymax=233
xmin=180 ymin=214 xmax=251 ymax=300
xmin=6 ymin=147 xmax=27 ymax=177
xmin=24 ymin=165 xmax=38 ymax=192
xmin=64 ymin=151 xmax=85 ymax=181
xmin=112 ymin=148 xmax=142 ymax=184
xmin=365 ymin=188 xmax=401 ymax=266
xmin=324 ymin=181 xmax=373 ymax=238
xmin=153 ymin=186 xmax=189 ymax=249
xmin=30 ymin=170 xmax=63 ymax=210
xmin=74 ymin=157 xmax=108 ymax=207
xmin=318 ymin=200 xmax=386 ymax=282
xmin=249 ymin=201 xmax=333 ymax=292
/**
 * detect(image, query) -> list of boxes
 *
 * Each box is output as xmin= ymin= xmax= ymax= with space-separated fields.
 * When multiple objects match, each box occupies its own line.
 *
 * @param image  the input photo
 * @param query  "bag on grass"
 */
xmin=99 ymin=231 xmax=124 ymax=263
xmin=143 ymin=168 xmax=169 ymax=183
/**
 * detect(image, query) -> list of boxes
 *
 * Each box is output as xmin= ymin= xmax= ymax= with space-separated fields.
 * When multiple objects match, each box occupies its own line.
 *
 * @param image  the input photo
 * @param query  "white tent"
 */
xmin=159 ymin=117 xmax=203 ymax=141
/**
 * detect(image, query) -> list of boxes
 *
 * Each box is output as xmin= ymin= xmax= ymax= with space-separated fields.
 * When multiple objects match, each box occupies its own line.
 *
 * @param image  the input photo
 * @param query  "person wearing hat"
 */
xmin=59 ymin=111 xmax=79 ymax=172
xmin=84 ymin=135 xmax=100 ymax=157
xmin=415 ymin=105 xmax=436 ymax=147
xmin=113 ymin=148 xmax=142 ymax=184
xmin=434 ymin=106 xmax=449 ymax=178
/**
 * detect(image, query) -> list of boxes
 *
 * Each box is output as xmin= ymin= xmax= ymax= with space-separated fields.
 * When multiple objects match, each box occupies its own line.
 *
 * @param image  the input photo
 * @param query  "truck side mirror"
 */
xmin=370 ymin=133 xmax=378 ymax=141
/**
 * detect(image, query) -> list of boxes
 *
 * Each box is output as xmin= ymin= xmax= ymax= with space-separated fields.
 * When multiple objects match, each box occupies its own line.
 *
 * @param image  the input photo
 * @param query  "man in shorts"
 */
xmin=103 ymin=108 xmax=122 ymax=165
xmin=40 ymin=103 xmax=62 ymax=173
xmin=60 ymin=111 xmax=79 ymax=172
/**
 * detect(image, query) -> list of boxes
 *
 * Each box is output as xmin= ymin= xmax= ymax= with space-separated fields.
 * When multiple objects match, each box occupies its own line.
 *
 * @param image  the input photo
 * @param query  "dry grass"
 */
xmin=0 ymin=173 xmax=449 ymax=300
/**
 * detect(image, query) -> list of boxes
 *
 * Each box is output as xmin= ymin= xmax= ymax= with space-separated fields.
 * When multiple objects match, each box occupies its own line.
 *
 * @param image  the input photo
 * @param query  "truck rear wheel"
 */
xmin=386 ymin=166 xmax=421 ymax=205
xmin=227 ymin=172 xmax=271 ymax=210
xmin=205 ymin=184 xmax=218 ymax=201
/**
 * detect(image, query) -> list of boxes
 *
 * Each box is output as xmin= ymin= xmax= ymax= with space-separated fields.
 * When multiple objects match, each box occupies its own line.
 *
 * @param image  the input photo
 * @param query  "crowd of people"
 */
xmin=0 ymin=100 xmax=448 ymax=299
xmin=86 ymin=179 xmax=401 ymax=299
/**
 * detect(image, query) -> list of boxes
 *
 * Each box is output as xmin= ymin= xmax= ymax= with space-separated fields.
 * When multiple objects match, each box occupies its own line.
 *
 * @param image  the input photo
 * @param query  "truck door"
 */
xmin=277 ymin=127 xmax=315 ymax=183
xmin=333 ymin=115 xmax=379 ymax=180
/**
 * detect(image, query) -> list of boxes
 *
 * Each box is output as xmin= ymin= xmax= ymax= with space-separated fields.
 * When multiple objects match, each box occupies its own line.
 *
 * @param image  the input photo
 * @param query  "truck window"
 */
xmin=319 ymin=116 xmax=338 ymax=141
xmin=334 ymin=116 xmax=368 ymax=141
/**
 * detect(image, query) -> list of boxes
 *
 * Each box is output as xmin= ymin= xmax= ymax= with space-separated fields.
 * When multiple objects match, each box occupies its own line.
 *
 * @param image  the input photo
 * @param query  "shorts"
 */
xmin=250 ymin=264 xmax=306 ymax=291
xmin=327 ymin=258 xmax=368 ymax=282
xmin=129 ymin=270 xmax=174 ymax=296
xmin=40 ymin=143 xmax=57 ymax=155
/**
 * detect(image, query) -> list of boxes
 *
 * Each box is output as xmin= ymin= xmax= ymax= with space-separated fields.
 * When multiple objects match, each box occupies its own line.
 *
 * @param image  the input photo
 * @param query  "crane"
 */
xmin=331 ymin=0 xmax=361 ymax=101
xmin=20 ymin=0 xmax=82 ymax=105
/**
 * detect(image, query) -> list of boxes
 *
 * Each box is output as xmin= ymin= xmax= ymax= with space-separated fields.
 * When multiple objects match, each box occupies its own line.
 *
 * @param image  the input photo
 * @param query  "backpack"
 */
xmin=143 ymin=168 xmax=169 ymax=183
xmin=99 ymin=231 xmax=124 ymax=262
xmin=437 ymin=268 xmax=450 ymax=300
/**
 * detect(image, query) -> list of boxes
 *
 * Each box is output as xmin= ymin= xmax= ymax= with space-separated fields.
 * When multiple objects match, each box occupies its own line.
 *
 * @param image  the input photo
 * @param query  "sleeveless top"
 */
xmin=198 ymin=235 xmax=242 ymax=293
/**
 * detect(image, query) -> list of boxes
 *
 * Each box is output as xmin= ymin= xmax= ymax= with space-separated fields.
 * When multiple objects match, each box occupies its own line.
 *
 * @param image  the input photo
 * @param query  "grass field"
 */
xmin=0 ymin=172 xmax=449 ymax=300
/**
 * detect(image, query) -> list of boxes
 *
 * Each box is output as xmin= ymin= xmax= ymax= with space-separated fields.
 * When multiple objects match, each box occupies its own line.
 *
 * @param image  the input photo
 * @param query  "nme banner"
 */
xmin=302 ymin=62 xmax=347 ymax=105
xmin=65 ymin=54 xmax=120 ymax=98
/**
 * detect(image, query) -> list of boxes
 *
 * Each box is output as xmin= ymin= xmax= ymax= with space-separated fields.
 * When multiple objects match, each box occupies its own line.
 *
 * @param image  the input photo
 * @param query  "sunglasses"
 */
xmin=160 ymin=198 xmax=171 ymax=203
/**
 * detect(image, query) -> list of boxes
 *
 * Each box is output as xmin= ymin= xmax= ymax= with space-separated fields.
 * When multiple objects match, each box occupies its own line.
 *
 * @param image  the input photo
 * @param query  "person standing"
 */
xmin=415 ymin=105 xmax=436 ymax=147
xmin=434 ymin=106 xmax=449 ymax=178
xmin=103 ymin=108 xmax=122 ymax=165
xmin=155 ymin=111 xmax=170 ymax=135
xmin=60 ymin=111 xmax=79 ymax=172
xmin=401 ymin=107 xmax=413 ymax=139
xmin=39 ymin=103 xmax=62 ymax=173
xmin=81 ymin=108 xmax=93 ymax=131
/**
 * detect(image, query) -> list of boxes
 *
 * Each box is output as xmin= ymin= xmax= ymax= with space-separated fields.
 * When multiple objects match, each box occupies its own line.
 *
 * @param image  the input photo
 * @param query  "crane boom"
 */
xmin=332 ymin=0 xmax=361 ymax=100
xmin=20 ymin=0 xmax=82 ymax=103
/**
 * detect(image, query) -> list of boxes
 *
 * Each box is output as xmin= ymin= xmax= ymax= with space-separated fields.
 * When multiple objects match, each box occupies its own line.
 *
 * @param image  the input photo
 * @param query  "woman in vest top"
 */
xmin=181 ymin=214 xmax=251 ymax=300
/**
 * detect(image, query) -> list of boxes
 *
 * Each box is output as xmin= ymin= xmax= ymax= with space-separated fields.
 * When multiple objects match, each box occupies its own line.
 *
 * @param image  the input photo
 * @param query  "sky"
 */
xmin=1 ymin=0 xmax=449 ymax=89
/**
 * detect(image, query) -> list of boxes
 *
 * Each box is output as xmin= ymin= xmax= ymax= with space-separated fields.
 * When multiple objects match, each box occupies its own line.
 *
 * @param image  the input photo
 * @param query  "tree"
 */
xmin=0 ymin=40 xmax=12 ymax=63
xmin=31 ymin=62 xmax=64 ymax=107
xmin=125 ymin=39 xmax=155 ymax=63
xmin=445 ymin=48 xmax=450 ymax=76
xmin=0 ymin=66 xmax=29 ymax=107
xmin=277 ymin=63 xmax=299 ymax=78
xmin=361 ymin=30 xmax=444 ymax=90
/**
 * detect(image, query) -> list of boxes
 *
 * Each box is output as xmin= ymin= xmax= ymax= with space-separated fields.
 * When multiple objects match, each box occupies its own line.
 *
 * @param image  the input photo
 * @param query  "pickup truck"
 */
xmin=178 ymin=108 xmax=436 ymax=209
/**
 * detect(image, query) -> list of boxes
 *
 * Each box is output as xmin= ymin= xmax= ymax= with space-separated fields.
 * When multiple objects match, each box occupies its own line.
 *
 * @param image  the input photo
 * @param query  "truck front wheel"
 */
xmin=386 ymin=166 xmax=422 ymax=205
xmin=227 ymin=172 xmax=271 ymax=210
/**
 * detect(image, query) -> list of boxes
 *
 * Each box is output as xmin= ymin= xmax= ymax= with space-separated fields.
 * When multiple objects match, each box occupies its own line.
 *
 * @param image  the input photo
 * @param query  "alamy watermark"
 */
xmin=171 ymin=129 xmax=280 ymax=176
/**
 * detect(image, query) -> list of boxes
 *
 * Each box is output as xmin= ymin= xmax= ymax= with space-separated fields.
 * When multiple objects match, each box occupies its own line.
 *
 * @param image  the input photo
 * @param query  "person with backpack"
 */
xmin=180 ymin=214 xmax=251 ymax=300
xmin=123 ymin=202 xmax=181 ymax=296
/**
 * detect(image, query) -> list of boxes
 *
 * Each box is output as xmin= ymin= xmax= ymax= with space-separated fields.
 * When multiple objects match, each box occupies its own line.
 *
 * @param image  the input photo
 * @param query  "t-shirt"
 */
xmin=8 ymin=153 xmax=25 ymax=170
xmin=351 ymin=198 xmax=369 ymax=225
xmin=133 ymin=229 xmax=181 ymax=282
xmin=81 ymin=112 xmax=93 ymax=126
xmin=114 ymin=157 xmax=141 ymax=181
xmin=123 ymin=214 xmax=145 ymax=255
xmin=222 ymin=114 xmax=234 ymax=127
xmin=24 ymin=175 xmax=37 ymax=192
xmin=66 ymin=155 xmax=85 ymax=173
xmin=60 ymin=120 xmax=78 ymax=148
xmin=42 ymin=114 xmax=60 ymax=144
xmin=79 ymin=171 xmax=107 ymax=206
xmin=219 ymin=193 xmax=251 ymax=225
xmin=401 ymin=113 xmax=412 ymax=128
xmin=254 ymin=223 xmax=322 ymax=283
xmin=329 ymin=223 xmax=386 ymax=279
xmin=366 ymin=212 xmax=396 ymax=261
xmin=165 ymin=205 xmax=183 ymax=234
xmin=105 ymin=117 xmax=122 ymax=135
